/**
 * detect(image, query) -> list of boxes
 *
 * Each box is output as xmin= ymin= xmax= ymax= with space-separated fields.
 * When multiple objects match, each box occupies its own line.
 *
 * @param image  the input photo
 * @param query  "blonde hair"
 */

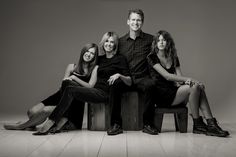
xmin=99 ymin=31 xmax=119 ymax=55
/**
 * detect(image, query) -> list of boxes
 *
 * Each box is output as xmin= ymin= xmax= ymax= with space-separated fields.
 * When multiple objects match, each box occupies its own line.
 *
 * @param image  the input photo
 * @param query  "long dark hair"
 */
xmin=151 ymin=30 xmax=178 ymax=67
xmin=73 ymin=43 xmax=98 ymax=77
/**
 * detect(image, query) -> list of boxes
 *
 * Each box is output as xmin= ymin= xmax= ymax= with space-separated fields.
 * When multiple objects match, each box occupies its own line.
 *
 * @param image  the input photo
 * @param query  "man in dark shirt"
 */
xmin=107 ymin=9 xmax=158 ymax=135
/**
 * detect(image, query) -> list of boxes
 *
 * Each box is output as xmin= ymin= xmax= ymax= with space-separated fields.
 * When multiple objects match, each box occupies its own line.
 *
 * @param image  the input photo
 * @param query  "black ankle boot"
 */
xmin=206 ymin=118 xmax=229 ymax=137
xmin=193 ymin=116 xmax=207 ymax=134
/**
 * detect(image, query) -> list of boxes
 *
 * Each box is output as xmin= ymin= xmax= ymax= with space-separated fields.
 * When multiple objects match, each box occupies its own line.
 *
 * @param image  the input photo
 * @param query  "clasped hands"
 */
xmin=185 ymin=78 xmax=205 ymax=89
xmin=63 ymin=75 xmax=76 ymax=81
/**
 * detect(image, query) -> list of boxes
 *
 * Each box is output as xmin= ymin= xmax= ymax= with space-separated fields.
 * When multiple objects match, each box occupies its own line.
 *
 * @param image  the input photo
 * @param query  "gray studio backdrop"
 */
xmin=1 ymin=0 xmax=236 ymax=123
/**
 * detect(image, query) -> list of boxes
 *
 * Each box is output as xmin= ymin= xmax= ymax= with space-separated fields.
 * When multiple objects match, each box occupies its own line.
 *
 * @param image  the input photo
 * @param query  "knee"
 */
xmin=61 ymin=80 xmax=72 ymax=90
xmin=27 ymin=107 xmax=39 ymax=117
xmin=191 ymin=84 xmax=201 ymax=93
xmin=187 ymin=84 xmax=201 ymax=98
xmin=42 ymin=107 xmax=54 ymax=115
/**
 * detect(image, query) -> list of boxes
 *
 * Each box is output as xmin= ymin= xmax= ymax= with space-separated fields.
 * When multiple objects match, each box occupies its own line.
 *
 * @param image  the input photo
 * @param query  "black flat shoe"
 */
xmin=33 ymin=124 xmax=55 ymax=136
xmin=49 ymin=121 xmax=69 ymax=134
xmin=33 ymin=129 xmax=52 ymax=136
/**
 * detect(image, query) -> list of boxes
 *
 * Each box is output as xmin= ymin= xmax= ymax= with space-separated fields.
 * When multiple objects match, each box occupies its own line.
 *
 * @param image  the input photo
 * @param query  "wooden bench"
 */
xmin=87 ymin=94 xmax=188 ymax=132
xmin=87 ymin=91 xmax=143 ymax=131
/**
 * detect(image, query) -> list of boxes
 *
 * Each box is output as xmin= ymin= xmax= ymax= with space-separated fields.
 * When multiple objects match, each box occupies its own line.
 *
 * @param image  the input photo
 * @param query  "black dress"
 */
xmin=147 ymin=52 xmax=180 ymax=107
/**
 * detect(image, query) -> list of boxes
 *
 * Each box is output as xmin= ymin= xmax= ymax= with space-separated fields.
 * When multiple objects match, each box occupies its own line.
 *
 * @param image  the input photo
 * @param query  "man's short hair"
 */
xmin=128 ymin=9 xmax=144 ymax=22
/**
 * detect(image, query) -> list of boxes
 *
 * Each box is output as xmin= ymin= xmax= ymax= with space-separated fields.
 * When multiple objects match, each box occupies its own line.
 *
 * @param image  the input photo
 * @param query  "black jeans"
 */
xmin=49 ymin=85 xmax=108 ymax=124
xmin=61 ymin=80 xmax=86 ymax=128
xmin=41 ymin=80 xmax=85 ymax=128
xmin=110 ymin=77 xmax=156 ymax=126
xmin=109 ymin=79 xmax=130 ymax=126
xmin=134 ymin=77 xmax=156 ymax=126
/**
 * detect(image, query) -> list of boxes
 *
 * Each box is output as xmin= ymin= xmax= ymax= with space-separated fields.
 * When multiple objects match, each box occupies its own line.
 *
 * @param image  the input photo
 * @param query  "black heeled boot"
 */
xmin=206 ymin=118 xmax=229 ymax=137
xmin=192 ymin=116 xmax=207 ymax=134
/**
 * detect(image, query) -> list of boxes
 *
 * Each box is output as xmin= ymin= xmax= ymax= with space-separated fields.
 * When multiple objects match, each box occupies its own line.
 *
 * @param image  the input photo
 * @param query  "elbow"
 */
xmin=88 ymin=84 xmax=94 ymax=88
xmin=89 ymin=82 xmax=96 ymax=88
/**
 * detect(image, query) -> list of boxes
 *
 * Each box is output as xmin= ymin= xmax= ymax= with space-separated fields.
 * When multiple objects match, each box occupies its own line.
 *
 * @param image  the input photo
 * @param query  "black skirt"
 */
xmin=153 ymin=82 xmax=179 ymax=107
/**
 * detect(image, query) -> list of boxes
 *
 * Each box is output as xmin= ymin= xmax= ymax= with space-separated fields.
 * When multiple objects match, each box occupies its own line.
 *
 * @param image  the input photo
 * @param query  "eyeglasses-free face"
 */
xmin=83 ymin=47 xmax=96 ymax=62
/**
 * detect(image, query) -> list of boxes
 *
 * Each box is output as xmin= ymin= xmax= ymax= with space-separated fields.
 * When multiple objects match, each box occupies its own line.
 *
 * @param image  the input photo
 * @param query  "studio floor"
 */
xmin=0 ymin=115 xmax=235 ymax=157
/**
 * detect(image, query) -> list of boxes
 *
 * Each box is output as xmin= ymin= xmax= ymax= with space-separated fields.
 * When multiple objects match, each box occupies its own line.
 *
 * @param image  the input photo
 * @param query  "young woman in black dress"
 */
xmin=147 ymin=30 xmax=229 ymax=137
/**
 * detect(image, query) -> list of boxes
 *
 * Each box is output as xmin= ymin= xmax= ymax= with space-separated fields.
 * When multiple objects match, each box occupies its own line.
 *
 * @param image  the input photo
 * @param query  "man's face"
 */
xmin=127 ymin=13 xmax=143 ymax=32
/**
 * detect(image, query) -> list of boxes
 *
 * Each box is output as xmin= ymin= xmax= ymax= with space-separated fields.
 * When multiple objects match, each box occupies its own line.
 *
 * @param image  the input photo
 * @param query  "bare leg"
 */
xmin=4 ymin=103 xmax=55 ymax=130
xmin=199 ymin=89 xmax=213 ymax=119
xmin=27 ymin=103 xmax=45 ymax=118
xmin=171 ymin=84 xmax=201 ymax=118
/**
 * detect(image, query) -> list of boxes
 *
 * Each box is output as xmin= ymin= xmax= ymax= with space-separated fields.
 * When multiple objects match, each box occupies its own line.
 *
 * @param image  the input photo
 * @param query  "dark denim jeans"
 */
xmin=49 ymin=85 xmax=108 ymax=123
xmin=110 ymin=77 xmax=156 ymax=126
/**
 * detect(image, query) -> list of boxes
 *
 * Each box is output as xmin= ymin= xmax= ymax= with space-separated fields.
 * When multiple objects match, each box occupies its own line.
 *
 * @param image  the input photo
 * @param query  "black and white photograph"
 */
xmin=0 ymin=0 xmax=236 ymax=157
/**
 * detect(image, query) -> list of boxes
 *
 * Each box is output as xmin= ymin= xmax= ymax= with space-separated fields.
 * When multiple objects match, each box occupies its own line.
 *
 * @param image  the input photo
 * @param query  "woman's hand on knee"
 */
xmin=185 ymin=78 xmax=194 ymax=87
xmin=195 ymin=81 xmax=205 ymax=90
xmin=108 ymin=73 xmax=121 ymax=85
xmin=185 ymin=78 xmax=204 ymax=89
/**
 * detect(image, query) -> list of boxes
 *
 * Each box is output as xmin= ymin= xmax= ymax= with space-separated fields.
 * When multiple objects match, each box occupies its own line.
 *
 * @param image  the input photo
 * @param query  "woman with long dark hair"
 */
xmin=4 ymin=43 xmax=99 ymax=131
xmin=147 ymin=30 xmax=229 ymax=137
xmin=33 ymin=31 xmax=131 ymax=135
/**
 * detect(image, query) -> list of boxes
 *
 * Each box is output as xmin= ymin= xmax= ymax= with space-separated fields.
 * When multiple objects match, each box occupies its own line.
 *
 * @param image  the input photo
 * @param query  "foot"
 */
xmin=107 ymin=124 xmax=123 ymax=136
xmin=33 ymin=120 xmax=55 ymax=136
xmin=49 ymin=121 xmax=76 ymax=134
xmin=50 ymin=118 xmax=68 ymax=134
xmin=206 ymin=129 xmax=229 ymax=137
xmin=24 ymin=126 xmax=37 ymax=131
xmin=192 ymin=118 xmax=207 ymax=135
xmin=4 ymin=124 xmax=23 ymax=130
xmin=142 ymin=125 xmax=158 ymax=135
xmin=193 ymin=127 xmax=207 ymax=134
xmin=206 ymin=118 xmax=229 ymax=137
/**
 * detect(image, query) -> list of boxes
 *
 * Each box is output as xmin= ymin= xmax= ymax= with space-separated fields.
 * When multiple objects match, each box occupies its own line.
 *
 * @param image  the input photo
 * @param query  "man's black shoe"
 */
xmin=142 ymin=125 xmax=158 ymax=135
xmin=107 ymin=124 xmax=123 ymax=136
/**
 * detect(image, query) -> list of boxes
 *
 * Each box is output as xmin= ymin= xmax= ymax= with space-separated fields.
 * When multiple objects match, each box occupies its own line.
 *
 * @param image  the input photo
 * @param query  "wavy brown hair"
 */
xmin=151 ymin=30 xmax=178 ymax=67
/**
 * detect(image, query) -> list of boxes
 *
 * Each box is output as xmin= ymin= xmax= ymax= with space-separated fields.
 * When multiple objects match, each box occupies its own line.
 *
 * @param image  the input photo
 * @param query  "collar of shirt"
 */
xmin=124 ymin=30 xmax=144 ymax=40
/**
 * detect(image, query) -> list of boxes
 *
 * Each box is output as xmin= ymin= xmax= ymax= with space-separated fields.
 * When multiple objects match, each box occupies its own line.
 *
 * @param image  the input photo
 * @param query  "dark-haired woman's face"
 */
xmin=157 ymin=35 xmax=167 ymax=51
xmin=103 ymin=37 xmax=115 ymax=53
xmin=83 ymin=47 xmax=96 ymax=62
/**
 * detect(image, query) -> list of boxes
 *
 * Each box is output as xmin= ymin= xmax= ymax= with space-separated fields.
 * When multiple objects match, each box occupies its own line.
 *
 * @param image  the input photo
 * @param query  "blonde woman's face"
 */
xmin=157 ymin=35 xmax=167 ymax=51
xmin=103 ymin=37 xmax=115 ymax=53
xmin=83 ymin=47 xmax=96 ymax=62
